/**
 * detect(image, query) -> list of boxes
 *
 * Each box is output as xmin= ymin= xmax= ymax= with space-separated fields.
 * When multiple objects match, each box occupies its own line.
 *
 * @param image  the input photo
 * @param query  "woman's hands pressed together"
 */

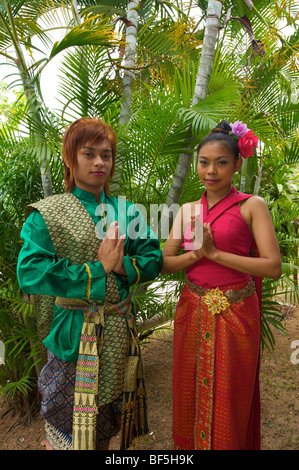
xmin=190 ymin=216 xmax=217 ymax=261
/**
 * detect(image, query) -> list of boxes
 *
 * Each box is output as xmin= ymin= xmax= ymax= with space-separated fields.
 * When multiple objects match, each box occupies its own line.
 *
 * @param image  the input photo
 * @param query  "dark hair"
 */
xmin=62 ymin=117 xmax=116 ymax=194
xmin=197 ymin=120 xmax=240 ymax=160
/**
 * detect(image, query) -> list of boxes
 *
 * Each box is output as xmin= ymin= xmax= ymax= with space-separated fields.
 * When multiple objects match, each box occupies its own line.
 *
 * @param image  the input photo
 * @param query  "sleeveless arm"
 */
xmin=17 ymin=210 xmax=107 ymax=300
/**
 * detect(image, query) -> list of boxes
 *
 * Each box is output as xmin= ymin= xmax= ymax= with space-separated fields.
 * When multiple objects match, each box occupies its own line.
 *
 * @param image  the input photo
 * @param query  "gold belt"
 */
xmin=186 ymin=278 xmax=256 ymax=315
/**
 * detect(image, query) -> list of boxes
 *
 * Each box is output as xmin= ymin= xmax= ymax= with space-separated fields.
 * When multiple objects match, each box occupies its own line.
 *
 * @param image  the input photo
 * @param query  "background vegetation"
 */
xmin=0 ymin=0 xmax=298 ymax=423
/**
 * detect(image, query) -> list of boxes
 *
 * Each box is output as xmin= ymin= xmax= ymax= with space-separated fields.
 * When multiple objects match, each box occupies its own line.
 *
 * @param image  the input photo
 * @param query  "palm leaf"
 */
xmin=261 ymin=279 xmax=287 ymax=351
xmin=48 ymin=15 xmax=119 ymax=60
xmin=58 ymin=44 xmax=121 ymax=120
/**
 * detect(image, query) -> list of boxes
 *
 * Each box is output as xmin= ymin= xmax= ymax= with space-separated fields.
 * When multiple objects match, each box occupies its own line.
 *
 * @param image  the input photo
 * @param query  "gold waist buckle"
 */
xmin=186 ymin=279 xmax=256 ymax=315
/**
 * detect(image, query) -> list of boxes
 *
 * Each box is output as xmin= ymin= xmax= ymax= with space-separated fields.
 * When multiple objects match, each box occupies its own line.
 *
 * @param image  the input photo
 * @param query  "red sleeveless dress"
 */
xmin=173 ymin=187 xmax=262 ymax=450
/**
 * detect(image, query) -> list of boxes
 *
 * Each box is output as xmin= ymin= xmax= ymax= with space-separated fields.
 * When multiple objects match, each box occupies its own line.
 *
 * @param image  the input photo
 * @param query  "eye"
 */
xmin=199 ymin=160 xmax=207 ymax=165
xmin=218 ymin=160 xmax=228 ymax=165
xmin=102 ymin=154 xmax=112 ymax=160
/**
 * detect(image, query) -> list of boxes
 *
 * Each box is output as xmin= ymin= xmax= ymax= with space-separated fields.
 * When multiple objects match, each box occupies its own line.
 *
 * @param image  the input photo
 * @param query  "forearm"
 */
xmin=17 ymin=255 xmax=107 ymax=300
xmin=162 ymin=251 xmax=201 ymax=274
xmin=122 ymin=249 xmax=162 ymax=284
xmin=210 ymin=250 xmax=282 ymax=280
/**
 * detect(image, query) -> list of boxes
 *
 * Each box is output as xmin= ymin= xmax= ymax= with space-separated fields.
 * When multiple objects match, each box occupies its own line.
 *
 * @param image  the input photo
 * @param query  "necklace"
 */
xmin=207 ymin=184 xmax=233 ymax=210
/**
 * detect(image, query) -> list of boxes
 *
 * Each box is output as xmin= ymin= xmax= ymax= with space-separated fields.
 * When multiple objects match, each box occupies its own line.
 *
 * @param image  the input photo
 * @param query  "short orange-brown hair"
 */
xmin=62 ymin=117 xmax=116 ymax=194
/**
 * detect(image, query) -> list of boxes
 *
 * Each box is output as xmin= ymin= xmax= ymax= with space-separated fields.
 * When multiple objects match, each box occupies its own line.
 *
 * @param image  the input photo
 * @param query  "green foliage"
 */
xmin=58 ymin=44 xmax=122 ymax=121
xmin=0 ymin=0 xmax=298 ymax=417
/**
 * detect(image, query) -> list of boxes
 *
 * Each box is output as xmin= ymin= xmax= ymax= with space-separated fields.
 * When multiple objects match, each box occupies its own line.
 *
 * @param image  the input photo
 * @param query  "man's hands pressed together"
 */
xmin=97 ymin=221 xmax=126 ymax=275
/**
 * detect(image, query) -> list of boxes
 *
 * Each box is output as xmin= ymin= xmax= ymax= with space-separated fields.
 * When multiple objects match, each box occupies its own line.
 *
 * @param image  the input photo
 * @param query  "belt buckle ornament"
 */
xmin=203 ymin=287 xmax=230 ymax=315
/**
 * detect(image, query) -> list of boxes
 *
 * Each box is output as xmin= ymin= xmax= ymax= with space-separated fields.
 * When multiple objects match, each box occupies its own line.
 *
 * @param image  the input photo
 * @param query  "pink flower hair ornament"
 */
xmin=230 ymin=121 xmax=259 ymax=158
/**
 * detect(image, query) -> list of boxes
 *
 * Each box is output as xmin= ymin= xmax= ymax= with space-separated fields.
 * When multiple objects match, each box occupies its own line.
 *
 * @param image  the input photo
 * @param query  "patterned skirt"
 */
xmin=173 ymin=278 xmax=261 ymax=450
xmin=38 ymin=351 xmax=123 ymax=450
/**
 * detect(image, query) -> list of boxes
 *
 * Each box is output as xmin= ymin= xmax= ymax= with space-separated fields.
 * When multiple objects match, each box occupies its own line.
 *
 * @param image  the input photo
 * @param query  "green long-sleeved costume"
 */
xmin=17 ymin=186 xmax=162 ymax=363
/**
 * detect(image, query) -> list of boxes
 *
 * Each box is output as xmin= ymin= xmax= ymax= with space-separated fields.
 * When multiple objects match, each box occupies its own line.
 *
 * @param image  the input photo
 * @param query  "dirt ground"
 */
xmin=0 ymin=305 xmax=298 ymax=451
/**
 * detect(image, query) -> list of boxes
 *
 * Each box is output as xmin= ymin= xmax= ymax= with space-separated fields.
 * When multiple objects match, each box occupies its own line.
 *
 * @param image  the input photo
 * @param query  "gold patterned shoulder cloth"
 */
xmin=26 ymin=194 xmax=76 ymax=367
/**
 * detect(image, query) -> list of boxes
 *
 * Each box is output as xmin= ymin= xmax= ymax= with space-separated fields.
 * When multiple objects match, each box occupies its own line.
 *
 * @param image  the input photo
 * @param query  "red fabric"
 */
xmin=173 ymin=280 xmax=261 ymax=450
xmin=173 ymin=187 xmax=262 ymax=450
xmin=185 ymin=187 xmax=254 ymax=288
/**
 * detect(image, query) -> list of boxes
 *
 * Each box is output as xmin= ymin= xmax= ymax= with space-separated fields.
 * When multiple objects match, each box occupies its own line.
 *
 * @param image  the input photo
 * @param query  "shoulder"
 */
xmin=242 ymin=195 xmax=269 ymax=211
xmin=26 ymin=193 xmax=70 ymax=221
xmin=23 ymin=208 xmax=46 ymax=228
xmin=21 ymin=208 xmax=50 ymax=241
xmin=239 ymin=195 xmax=271 ymax=228
xmin=28 ymin=193 xmax=68 ymax=209
xmin=241 ymin=196 xmax=274 ymax=233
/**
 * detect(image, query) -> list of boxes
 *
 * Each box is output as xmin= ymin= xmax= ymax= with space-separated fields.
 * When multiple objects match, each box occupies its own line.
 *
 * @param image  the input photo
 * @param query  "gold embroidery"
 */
xmin=84 ymin=263 xmax=92 ymax=300
xmin=203 ymin=287 xmax=230 ymax=315
xmin=131 ymin=258 xmax=140 ymax=284
xmin=186 ymin=278 xmax=255 ymax=305
xmin=100 ymin=202 xmax=108 ymax=232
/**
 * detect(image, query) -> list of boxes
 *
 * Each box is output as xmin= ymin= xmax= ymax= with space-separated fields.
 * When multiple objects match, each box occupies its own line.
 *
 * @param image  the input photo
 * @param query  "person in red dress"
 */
xmin=162 ymin=120 xmax=281 ymax=450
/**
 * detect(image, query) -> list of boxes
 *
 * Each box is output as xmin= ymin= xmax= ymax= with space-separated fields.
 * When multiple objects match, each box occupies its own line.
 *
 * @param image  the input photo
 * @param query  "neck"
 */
xmin=206 ymin=184 xmax=233 ymax=209
xmin=75 ymin=183 xmax=104 ymax=202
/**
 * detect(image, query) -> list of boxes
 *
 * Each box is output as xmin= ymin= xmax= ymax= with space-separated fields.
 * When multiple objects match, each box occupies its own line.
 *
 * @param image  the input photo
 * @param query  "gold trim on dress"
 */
xmin=83 ymin=263 xmax=91 ymax=300
xmin=100 ymin=202 xmax=108 ymax=232
xmin=131 ymin=258 xmax=140 ymax=284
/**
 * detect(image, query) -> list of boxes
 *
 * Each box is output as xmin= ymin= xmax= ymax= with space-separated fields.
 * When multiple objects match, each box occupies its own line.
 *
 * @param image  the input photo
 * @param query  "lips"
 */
xmin=92 ymin=171 xmax=105 ymax=176
xmin=205 ymin=179 xmax=219 ymax=184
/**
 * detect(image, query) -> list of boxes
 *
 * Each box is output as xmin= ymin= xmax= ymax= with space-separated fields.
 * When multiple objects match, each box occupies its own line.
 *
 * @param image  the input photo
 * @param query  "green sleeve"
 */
xmin=122 ymin=203 xmax=162 ymax=285
xmin=17 ymin=210 xmax=107 ymax=301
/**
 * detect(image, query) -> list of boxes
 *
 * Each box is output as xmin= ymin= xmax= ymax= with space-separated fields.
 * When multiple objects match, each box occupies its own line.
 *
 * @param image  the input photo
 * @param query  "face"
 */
xmin=197 ymin=141 xmax=242 ymax=193
xmin=73 ymin=139 xmax=113 ymax=195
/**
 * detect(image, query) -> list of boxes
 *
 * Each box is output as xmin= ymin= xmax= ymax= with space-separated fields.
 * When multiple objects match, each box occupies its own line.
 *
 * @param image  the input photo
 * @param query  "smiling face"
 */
xmin=73 ymin=139 xmax=113 ymax=196
xmin=197 ymin=141 xmax=243 ymax=194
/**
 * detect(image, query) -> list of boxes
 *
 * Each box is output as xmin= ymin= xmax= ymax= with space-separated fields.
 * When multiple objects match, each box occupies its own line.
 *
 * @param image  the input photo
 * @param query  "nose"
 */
xmin=94 ymin=154 xmax=104 ymax=166
xmin=207 ymin=163 xmax=216 ymax=174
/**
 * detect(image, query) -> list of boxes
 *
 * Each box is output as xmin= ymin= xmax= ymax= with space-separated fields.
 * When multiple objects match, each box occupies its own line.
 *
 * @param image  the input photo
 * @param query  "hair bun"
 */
xmin=210 ymin=120 xmax=231 ymax=135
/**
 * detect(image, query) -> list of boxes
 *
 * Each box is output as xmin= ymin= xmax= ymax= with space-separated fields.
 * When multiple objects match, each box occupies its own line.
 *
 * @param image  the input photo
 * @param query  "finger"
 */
xmin=206 ymin=223 xmax=213 ymax=236
xmin=106 ymin=221 xmax=118 ymax=239
xmin=116 ymin=235 xmax=126 ymax=248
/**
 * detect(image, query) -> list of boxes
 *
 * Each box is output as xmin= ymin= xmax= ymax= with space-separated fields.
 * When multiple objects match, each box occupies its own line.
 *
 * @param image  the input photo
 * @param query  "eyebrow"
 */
xmin=198 ymin=156 xmax=229 ymax=160
xmin=82 ymin=146 xmax=112 ymax=153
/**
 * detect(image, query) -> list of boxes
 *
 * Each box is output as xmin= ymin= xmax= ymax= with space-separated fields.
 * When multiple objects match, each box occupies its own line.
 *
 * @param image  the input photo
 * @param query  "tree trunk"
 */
xmin=112 ymin=0 xmax=141 ymax=195
xmin=253 ymin=163 xmax=263 ymax=195
xmin=5 ymin=1 xmax=53 ymax=198
xmin=118 ymin=0 xmax=141 ymax=127
xmin=162 ymin=0 xmax=223 ymax=218
xmin=240 ymin=156 xmax=248 ymax=192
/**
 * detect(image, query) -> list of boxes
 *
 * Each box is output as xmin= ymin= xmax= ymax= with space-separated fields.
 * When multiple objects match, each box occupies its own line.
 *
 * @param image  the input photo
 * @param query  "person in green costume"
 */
xmin=17 ymin=117 xmax=162 ymax=450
